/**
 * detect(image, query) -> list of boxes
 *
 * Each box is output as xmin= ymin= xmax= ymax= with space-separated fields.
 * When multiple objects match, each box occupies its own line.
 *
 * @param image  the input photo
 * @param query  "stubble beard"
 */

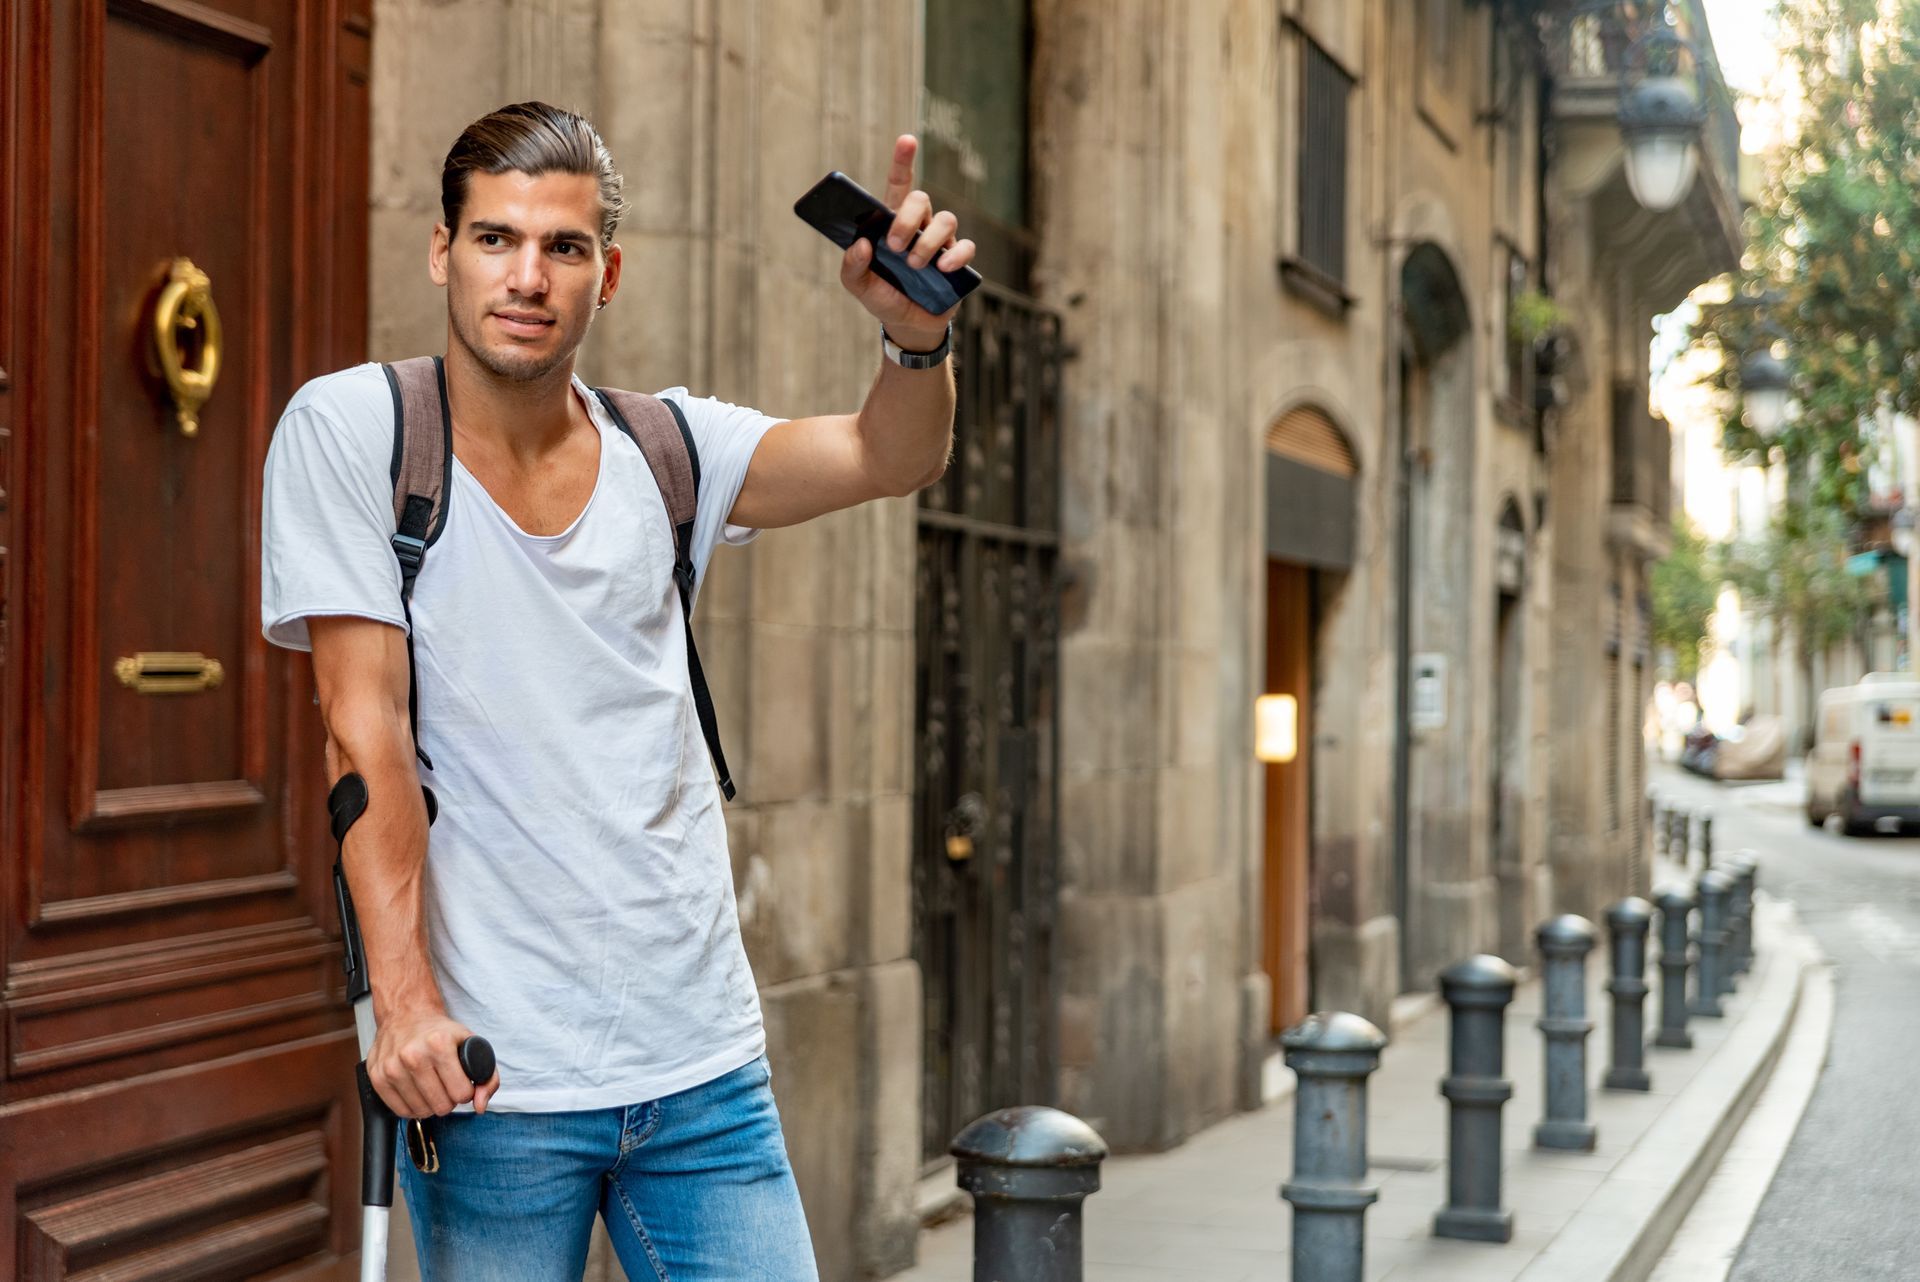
xmin=448 ymin=286 xmax=582 ymax=385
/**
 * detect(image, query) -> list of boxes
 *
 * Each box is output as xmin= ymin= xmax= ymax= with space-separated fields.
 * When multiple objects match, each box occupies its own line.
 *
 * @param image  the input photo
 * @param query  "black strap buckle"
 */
xmin=672 ymin=557 xmax=696 ymax=600
xmin=392 ymin=531 xmax=427 ymax=575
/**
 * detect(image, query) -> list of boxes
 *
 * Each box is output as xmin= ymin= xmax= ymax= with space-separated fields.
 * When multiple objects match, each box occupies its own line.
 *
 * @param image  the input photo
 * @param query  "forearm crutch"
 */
xmin=330 ymin=773 xmax=493 ymax=1282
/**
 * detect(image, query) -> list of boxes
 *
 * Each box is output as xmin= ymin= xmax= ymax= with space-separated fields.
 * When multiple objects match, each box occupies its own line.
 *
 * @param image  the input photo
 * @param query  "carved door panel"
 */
xmin=2 ymin=1 xmax=372 ymax=1275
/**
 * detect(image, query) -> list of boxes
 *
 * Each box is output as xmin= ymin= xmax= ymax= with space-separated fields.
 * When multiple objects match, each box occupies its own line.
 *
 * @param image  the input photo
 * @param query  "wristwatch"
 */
xmin=882 ymin=323 xmax=953 ymax=370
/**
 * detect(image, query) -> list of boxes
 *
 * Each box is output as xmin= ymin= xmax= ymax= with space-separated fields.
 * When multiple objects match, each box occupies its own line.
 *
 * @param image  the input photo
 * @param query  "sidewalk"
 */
xmin=894 ymin=898 xmax=1817 ymax=1282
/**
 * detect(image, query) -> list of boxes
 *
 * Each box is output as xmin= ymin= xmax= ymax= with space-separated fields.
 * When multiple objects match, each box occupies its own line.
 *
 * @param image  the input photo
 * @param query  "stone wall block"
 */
xmin=1153 ymin=764 xmax=1225 ymax=894
xmin=749 ymin=519 xmax=836 ymax=628
xmin=1053 ymin=894 xmax=1167 ymax=1146
xmin=865 ymin=794 xmax=913 ymax=966
xmin=594 ymin=230 xmax=697 ymax=385
xmin=746 ymin=623 xmax=832 ymax=803
xmin=750 ymin=262 xmax=822 ymax=419
xmin=760 ymin=971 xmax=863 ymax=1281
xmin=856 ymin=958 xmax=924 ymax=1277
xmin=757 ymin=0 xmax=827 ymax=101
xmin=1160 ymin=875 xmax=1247 ymax=1140
xmin=741 ymin=799 xmax=864 ymax=984
xmin=826 ymin=628 xmax=874 ymax=798
xmin=1058 ymin=771 xmax=1158 ymax=898
xmin=691 ymin=616 xmax=751 ymax=786
xmin=609 ymin=0 xmax=696 ymax=40
xmin=870 ymin=629 xmax=913 ymax=795
xmin=596 ymin=35 xmax=699 ymax=235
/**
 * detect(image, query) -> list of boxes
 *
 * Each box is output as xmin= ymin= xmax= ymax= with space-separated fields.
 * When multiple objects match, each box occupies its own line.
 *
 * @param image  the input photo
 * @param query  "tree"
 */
xmin=1720 ymin=503 xmax=1875 ymax=713
xmin=1689 ymin=0 xmax=1920 ymax=510
xmin=1650 ymin=517 xmax=1720 ymax=681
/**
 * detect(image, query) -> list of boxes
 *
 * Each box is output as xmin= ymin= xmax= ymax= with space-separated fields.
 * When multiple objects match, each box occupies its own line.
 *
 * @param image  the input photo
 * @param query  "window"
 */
xmin=1287 ymin=34 xmax=1354 ymax=309
xmin=1502 ymin=246 xmax=1533 ymax=413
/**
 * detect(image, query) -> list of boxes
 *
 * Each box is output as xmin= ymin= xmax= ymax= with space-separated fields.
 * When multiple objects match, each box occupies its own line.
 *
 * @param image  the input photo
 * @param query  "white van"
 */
xmin=1806 ymin=674 xmax=1920 ymax=833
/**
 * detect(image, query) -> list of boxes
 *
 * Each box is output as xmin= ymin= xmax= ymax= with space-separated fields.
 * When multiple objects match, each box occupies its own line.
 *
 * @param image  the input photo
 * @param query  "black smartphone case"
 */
xmin=793 ymin=171 xmax=982 ymax=317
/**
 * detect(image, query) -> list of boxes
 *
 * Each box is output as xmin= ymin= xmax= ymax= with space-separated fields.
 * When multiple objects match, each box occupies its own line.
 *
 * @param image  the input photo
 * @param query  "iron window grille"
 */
xmin=1284 ymin=33 xmax=1354 ymax=312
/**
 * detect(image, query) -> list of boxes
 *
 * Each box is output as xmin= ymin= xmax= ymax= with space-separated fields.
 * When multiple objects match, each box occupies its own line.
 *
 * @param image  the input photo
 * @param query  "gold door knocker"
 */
xmin=150 ymin=257 xmax=222 ymax=437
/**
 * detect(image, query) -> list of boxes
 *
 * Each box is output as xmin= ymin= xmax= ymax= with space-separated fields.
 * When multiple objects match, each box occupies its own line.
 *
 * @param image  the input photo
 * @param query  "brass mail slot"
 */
xmin=114 ymin=651 xmax=224 ymax=695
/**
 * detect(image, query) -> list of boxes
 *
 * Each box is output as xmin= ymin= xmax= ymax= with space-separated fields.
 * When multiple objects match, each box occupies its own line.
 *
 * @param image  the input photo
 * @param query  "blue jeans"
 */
xmin=395 ymin=1053 xmax=818 ymax=1281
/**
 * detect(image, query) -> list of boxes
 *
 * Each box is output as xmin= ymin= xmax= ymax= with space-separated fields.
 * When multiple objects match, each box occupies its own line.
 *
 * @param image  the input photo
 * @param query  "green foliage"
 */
xmin=1688 ymin=0 xmax=1919 ymax=511
xmin=1651 ymin=518 xmax=1721 ymax=681
xmin=1719 ymin=502 xmax=1874 ymax=658
xmin=1507 ymin=288 xmax=1571 ymax=343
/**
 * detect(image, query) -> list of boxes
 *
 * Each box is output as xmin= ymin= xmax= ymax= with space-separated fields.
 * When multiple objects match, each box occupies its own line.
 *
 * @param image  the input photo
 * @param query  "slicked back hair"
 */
xmin=440 ymin=101 xmax=627 ymax=252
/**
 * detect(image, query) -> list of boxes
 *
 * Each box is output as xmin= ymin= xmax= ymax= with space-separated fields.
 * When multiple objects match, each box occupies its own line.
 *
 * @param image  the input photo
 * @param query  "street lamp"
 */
xmin=1618 ymin=16 xmax=1708 ymax=212
xmin=1739 ymin=341 xmax=1791 ymax=439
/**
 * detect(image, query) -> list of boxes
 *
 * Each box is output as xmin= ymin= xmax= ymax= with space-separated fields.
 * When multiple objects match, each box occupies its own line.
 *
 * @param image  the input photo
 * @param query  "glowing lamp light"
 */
xmin=1255 ymin=694 xmax=1299 ymax=764
xmin=1620 ymin=74 xmax=1704 ymax=212
xmin=1740 ymin=345 xmax=1791 ymax=439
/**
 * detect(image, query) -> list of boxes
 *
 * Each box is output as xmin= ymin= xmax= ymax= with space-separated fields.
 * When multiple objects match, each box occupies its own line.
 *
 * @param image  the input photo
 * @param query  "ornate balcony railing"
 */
xmin=1542 ymin=0 xmax=1741 ymax=208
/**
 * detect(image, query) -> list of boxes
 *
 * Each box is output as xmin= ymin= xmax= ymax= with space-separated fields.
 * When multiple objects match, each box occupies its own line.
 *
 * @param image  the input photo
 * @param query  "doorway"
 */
xmin=1261 ymin=405 xmax=1357 ymax=1032
xmin=1264 ymin=562 xmax=1313 ymax=1032
xmin=911 ymin=288 xmax=1064 ymax=1164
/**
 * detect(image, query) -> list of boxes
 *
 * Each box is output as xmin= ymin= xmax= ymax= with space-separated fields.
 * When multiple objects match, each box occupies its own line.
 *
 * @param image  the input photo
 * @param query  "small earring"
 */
xmin=597 ymin=298 xmax=608 ymax=310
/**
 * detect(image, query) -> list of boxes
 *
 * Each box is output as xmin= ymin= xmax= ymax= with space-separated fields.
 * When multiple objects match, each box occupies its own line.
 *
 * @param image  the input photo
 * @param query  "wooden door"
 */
xmin=1264 ymin=561 xmax=1312 ymax=1033
xmin=2 ymin=1 xmax=372 ymax=1275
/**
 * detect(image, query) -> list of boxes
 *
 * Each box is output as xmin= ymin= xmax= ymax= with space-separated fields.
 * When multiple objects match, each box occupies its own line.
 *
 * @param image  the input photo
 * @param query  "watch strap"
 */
xmin=882 ymin=323 xmax=952 ymax=370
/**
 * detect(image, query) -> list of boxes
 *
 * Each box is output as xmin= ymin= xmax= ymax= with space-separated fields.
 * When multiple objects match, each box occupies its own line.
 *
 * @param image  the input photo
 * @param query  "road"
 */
xmin=1653 ymin=765 xmax=1920 ymax=1281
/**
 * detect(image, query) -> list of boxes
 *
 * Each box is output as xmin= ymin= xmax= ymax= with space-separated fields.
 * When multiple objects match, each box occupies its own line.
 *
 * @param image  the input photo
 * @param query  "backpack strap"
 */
xmin=594 ymin=388 xmax=736 ymax=803
xmin=381 ymin=356 xmax=454 ymax=772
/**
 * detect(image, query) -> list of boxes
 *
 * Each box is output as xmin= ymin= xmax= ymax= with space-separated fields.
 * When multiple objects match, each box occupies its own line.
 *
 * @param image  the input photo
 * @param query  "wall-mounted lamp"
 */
xmin=1739 ymin=341 xmax=1792 ymax=439
xmin=1618 ymin=8 xmax=1708 ymax=213
xmin=1255 ymin=694 xmax=1299 ymax=764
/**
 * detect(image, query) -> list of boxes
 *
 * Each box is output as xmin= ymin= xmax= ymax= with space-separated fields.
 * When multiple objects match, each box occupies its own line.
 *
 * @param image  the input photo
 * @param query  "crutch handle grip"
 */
xmin=458 ymin=1035 xmax=495 ymax=1085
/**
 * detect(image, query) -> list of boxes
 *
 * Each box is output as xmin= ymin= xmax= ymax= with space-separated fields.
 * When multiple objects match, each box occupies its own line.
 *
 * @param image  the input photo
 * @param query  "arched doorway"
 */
xmin=1393 ymin=241 xmax=1475 ymax=990
xmin=1492 ymin=499 xmax=1529 ymax=959
xmin=1262 ymin=405 xmax=1357 ymax=1032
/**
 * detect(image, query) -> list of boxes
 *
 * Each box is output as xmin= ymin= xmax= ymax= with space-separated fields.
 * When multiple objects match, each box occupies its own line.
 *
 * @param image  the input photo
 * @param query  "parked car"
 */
xmin=1676 ymin=714 xmax=1787 ymax=782
xmin=1805 ymin=674 xmax=1920 ymax=833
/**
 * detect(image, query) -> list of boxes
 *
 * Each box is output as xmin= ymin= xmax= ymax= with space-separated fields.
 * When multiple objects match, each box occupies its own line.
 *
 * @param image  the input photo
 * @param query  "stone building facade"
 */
xmin=360 ymin=1 xmax=1738 ymax=1278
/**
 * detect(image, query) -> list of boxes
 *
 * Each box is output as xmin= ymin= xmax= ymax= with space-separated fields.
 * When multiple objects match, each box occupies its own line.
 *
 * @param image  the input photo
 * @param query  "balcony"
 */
xmin=1609 ymin=380 xmax=1675 ymax=560
xmin=1543 ymin=0 xmax=1744 ymax=309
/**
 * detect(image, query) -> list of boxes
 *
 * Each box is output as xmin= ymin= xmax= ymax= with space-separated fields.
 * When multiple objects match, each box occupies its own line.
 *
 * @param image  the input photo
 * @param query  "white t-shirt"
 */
xmin=261 ymin=361 xmax=779 ymax=1111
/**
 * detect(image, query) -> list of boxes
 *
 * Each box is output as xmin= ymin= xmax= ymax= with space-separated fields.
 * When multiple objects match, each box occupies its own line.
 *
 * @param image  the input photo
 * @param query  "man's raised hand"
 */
xmin=838 ymin=134 xmax=976 ymax=349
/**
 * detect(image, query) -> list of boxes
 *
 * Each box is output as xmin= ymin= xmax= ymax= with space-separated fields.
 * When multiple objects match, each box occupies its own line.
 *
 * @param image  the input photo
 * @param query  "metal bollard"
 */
xmin=1603 ymin=898 xmax=1654 ymax=1091
xmin=1692 ymin=870 xmax=1734 ymax=1018
xmin=1653 ymin=885 xmax=1695 ymax=1049
xmin=1434 ymin=955 xmax=1518 ymax=1243
xmin=1720 ymin=853 xmax=1751 ymax=978
xmin=1731 ymin=853 xmax=1758 ymax=975
xmin=1699 ymin=809 xmax=1714 ymax=872
xmin=1668 ymin=807 xmax=1690 ymax=865
xmin=952 ymin=1106 xmax=1107 ymax=1282
xmin=1281 ymin=1012 xmax=1388 ymax=1282
xmin=1535 ymin=916 xmax=1599 ymax=1151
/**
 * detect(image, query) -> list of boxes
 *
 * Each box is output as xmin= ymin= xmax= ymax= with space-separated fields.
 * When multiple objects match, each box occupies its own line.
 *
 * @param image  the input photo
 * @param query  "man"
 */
xmin=260 ymin=101 xmax=972 ymax=1280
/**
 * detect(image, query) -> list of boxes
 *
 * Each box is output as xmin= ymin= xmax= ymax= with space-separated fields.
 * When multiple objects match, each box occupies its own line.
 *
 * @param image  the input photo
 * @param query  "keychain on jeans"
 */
xmin=406 ymin=1119 xmax=442 ymax=1174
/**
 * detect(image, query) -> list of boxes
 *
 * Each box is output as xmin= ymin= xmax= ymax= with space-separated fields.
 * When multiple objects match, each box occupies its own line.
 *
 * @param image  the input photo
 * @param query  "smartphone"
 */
xmin=793 ymin=171 xmax=983 ymax=317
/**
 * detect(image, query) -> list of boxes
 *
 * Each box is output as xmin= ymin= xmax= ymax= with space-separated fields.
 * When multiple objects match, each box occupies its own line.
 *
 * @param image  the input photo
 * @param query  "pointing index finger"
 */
xmin=884 ymin=135 xmax=917 ymax=210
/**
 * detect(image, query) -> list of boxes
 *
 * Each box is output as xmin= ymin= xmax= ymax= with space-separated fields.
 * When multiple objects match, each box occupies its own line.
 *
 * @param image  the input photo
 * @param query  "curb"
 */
xmin=1514 ymin=898 xmax=1814 ymax=1282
